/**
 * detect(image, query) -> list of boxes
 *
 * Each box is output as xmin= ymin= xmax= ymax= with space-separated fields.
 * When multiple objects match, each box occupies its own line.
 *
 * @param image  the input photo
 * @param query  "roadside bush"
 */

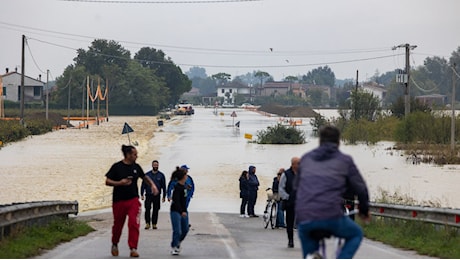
xmin=25 ymin=119 xmax=53 ymax=135
xmin=0 ymin=120 xmax=29 ymax=143
xmin=256 ymin=123 xmax=305 ymax=144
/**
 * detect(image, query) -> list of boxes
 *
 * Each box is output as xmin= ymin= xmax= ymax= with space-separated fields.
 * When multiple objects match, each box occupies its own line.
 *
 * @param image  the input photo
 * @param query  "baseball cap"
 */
xmin=181 ymin=164 xmax=190 ymax=170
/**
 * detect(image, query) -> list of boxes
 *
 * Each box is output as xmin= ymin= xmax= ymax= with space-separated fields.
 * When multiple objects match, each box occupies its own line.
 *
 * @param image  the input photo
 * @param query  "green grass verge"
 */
xmin=0 ymin=218 xmax=94 ymax=258
xmin=358 ymin=216 xmax=460 ymax=258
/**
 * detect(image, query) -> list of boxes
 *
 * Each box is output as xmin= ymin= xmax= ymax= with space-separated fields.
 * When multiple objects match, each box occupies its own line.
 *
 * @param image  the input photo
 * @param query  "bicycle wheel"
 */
xmin=263 ymin=202 xmax=271 ymax=229
xmin=269 ymin=201 xmax=277 ymax=229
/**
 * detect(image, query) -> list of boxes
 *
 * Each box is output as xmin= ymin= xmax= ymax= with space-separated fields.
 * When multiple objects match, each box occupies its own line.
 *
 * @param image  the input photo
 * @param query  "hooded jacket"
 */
xmin=247 ymin=166 xmax=259 ymax=191
xmin=295 ymin=142 xmax=369 ymax=223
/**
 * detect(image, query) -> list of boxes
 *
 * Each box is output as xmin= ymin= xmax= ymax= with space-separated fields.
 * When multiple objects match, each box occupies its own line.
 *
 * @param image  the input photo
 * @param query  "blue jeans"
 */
xmin=297 ymin=216 xmax=363 ymax=259
xmin=170 ymin=211 xmax=189 ymax=248
xmin=276 ymin=201 xmax=285 ymax=227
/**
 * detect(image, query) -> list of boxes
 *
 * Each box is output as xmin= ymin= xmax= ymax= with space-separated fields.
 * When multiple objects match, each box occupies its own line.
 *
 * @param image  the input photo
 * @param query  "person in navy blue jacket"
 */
xmin=247 ymin=165 xmax=260 ymax=217
xmin=141 ymin=160 xmax=166 ymax=230
xmin=239 ymin=170 xmax=249 ymax=217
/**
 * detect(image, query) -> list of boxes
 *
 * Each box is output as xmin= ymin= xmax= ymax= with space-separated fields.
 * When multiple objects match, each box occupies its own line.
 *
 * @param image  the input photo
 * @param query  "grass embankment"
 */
xmin=358 ymin=217 xmax=460 ymax=258
xmin=0 ymin=218 xmax=94 ymax=258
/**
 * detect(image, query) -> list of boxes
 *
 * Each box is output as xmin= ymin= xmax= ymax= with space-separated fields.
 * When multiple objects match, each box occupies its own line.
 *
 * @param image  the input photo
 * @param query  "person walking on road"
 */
xmin=169 ymin=167 xmax=189 ymax=255
xmin=141 ymin=160 xmax=166 ymax=230
xmin=272 ymin=168 xmax=286 ymax=228
xmin=247 ymin=165 xmax=260 ymax=217
xmin=167 ymin=164 xmax=195 ymax=209
xmin=295 ymin=126 xmax=371 ymax=259
xmin=105 ymin=145 xmax=159 ymax=258
xmin=279 ymin=157 xmax=300 ymax=248
xmin=239 ymin=170 xmax=249 ymax=217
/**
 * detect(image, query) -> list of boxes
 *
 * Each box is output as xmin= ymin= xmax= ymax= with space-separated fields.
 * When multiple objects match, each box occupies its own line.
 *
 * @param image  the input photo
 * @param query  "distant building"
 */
xmin=362 ymin=83 xmax=387 ymax=106
xmin=217 ymin=81 xmax=251 ymax=104
xmin=1 ymin=68 xmax=45 ymax=103
xmin=258 ymin=81 xmax=289 ymax=97
xmin=415 ymin=94 xmax=447 ymax=107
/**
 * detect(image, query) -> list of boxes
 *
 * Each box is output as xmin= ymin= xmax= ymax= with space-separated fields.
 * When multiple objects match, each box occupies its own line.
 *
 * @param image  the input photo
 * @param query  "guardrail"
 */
xmin=0 ymin=200 xmax=79 ymax=240
xmin=369 ymin=202 xmax=460 ymax=228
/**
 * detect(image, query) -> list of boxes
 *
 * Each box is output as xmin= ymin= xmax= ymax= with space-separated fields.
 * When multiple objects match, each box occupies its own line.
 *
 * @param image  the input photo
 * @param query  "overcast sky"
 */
xmin=1 ymin=0 xmax=459 ymax=83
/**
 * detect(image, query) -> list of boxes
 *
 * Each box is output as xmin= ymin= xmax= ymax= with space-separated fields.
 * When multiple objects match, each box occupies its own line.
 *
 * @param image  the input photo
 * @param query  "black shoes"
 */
xmin=249 ymin=215 xmax=259 ymax=218
xmin=288 ymin=240 xmax=294 ymax=248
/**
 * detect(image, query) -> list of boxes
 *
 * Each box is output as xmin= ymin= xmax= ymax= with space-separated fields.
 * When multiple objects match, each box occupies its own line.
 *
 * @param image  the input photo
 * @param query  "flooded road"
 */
xmin=156 ymin=107 xmax=460 ymax=214
xmin=1 ymin=107 xmax=459 ymax=214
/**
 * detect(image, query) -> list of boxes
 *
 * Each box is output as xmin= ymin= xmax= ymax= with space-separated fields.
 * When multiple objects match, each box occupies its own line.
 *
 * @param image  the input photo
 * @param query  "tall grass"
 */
xmin=0 ymin=218 xmax=94 ymax=258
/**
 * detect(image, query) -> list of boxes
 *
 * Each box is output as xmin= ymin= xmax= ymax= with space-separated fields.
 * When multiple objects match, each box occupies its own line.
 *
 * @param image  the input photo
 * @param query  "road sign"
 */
xmin=231 ymin=111 xmax=237 ymax=117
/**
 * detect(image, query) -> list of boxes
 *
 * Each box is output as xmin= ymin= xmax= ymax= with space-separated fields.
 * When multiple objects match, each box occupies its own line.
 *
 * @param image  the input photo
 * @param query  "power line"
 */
xmin=60 ymin=0 xmax=262 ymax=3
xmin=25 ymin=37 xmax=47 ymax=75
xmin=1 ymin=21 xmax=393 ymax=56
xmin=27 ymin=36 xmax=404 ymax=69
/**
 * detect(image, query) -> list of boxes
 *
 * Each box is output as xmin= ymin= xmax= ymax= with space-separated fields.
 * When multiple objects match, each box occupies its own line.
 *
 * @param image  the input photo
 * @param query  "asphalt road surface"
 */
xmin=35 ymin=209 xmax=435 ymax=259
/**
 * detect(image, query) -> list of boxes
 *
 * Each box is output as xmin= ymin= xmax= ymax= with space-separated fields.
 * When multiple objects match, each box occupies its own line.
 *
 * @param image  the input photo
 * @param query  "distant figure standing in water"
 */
xmin=239 ymin=170 xmax=249 ymax=217
xmin=247 ymin=165 xmax=260 ymax=217
xmin=105 ymin=145 xmax=159 ymax=258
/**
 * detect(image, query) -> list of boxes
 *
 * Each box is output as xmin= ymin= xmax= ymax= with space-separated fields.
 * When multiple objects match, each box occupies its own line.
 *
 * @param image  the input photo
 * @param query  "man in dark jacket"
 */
xmin=141 ymin=160 xmax=166 ymax=230
xmin=247 ymin=165 xmax=259 ymax=217
xmin=295 ymin=126 xmax=370 ymax=259
xmin=279 ymin=157 xmax=300 ymax=248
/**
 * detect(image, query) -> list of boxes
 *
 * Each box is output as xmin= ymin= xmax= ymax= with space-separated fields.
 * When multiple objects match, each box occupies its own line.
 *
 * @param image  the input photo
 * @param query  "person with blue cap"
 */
xmin=167 ymin=164 xmax=195 ymax=209
xmin=247 ymin=165 xmax=260 ymax=217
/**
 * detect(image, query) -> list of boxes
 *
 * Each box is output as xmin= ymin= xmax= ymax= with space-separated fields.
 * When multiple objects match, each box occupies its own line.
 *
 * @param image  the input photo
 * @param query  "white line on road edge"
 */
xmin=209 ymin=212 xmax=239 ymax=259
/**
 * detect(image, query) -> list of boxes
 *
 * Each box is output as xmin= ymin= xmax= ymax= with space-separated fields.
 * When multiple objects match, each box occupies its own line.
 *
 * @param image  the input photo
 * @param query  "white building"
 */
xmin=1 ymin=68 xmax=45 ymax=103
xmin=362 ymin=84 xmax=387 ymax=106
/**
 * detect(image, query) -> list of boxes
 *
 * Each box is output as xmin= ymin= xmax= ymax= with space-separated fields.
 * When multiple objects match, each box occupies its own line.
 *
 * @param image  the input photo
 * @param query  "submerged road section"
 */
xmin=36 ymin=210 xmax=434 ymax=259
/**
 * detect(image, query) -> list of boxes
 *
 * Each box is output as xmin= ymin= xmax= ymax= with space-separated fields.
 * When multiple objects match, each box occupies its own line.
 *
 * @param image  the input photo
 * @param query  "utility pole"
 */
xmin=393 ymin=43 xmax=417 ymax=117
xmin=355 ymin=70 xmax=359 ymax=120
xmin=451 ymin=63 xmax=457 ymax=153
xmin=20 ymin=35 xmax=25 ymax=125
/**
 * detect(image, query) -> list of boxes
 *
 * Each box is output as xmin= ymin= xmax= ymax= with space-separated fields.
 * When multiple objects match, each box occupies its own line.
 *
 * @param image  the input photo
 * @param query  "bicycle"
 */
xmin=262 ymin=187 xmax=277 ymax=229
xmin=306 ymin=208 xmax=358 ymax=259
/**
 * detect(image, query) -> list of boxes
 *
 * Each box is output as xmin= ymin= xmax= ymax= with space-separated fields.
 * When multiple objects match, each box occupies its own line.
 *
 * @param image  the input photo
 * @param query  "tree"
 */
xmin=301 ymin=66 xmax=336 ymax=87
xmin=347 ymin=88 xmax=381 ymax=121
xmin=211 ymin=72 xmax=231 ymax=85
xmin=134 ymin=47 xmax=191 ymax=106
xmin=190 ymin=77 xmax=216 ymax=96
xmin=185 ymin=66 xmax=207 ymax=79
xmin=74 ymin=39 xmax=130 ymax=77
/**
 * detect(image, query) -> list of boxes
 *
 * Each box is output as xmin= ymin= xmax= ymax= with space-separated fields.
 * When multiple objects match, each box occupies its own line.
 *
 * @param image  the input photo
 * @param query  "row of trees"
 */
xmin=52 ymin=39 xmax=191 ymax=115
xmin=186 ymin=47 xmax=460 ymax=109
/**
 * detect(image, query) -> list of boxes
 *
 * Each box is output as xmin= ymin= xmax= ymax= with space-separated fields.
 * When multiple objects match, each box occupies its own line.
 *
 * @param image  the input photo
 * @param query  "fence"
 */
xmin=0 ymin=200 xmax=78 ymax=240
xmin=369 ymin=202 xmax=460 ymax=228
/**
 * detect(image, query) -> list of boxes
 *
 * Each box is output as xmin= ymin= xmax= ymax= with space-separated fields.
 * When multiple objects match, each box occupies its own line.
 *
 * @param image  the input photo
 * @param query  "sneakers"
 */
xmin=239 ymin=214 xmax=245 ymax=218
xmin=130 ymin=248 xmax=139 ymax=257
xmin=249 ymin=214 xmax=259 ymax=218
xmin=171 ymin=247 xmax=180 ymax=255
xmin=145 ymin=223 xmax=151 ymax=230
xmin=152 ymin=224 xmax=157 ymax=229
xmin=111 ymin=244 xmax=119 ymax=256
